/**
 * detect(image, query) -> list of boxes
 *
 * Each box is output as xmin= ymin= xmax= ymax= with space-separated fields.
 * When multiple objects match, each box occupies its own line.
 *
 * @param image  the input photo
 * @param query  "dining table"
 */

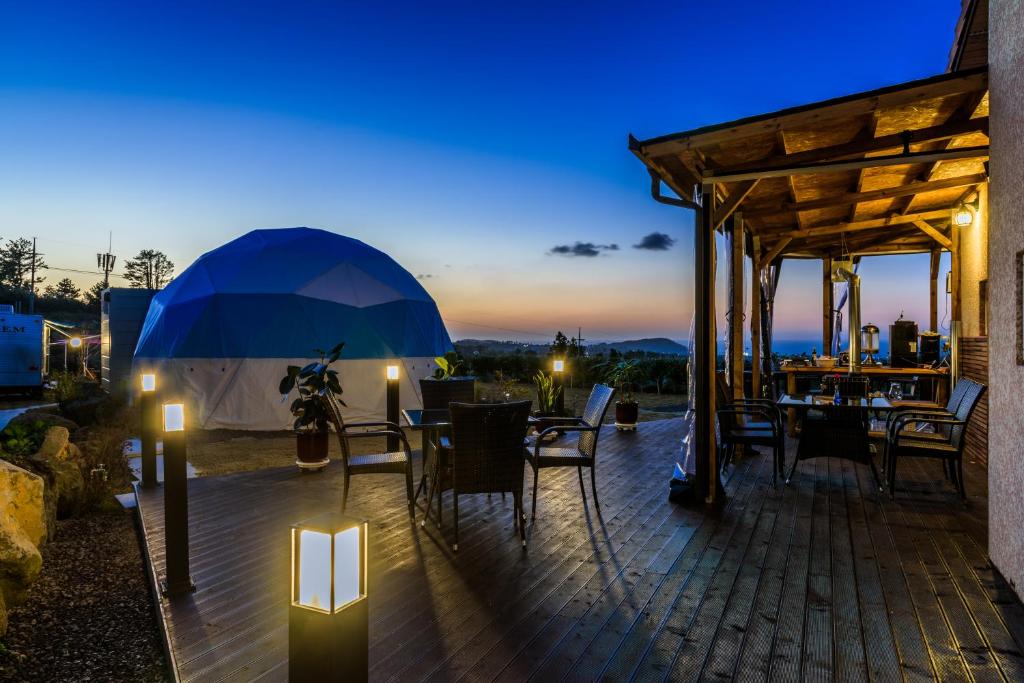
xmin=401 ymin=408 xmax=453 ymax=522
xmin=777 ymin=393 xmax=894 ymax=488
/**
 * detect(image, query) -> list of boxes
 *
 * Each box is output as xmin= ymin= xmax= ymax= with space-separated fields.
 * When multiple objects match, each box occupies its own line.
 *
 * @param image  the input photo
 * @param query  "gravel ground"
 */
xmin=0 ymin=512 xmax=167 ymax=682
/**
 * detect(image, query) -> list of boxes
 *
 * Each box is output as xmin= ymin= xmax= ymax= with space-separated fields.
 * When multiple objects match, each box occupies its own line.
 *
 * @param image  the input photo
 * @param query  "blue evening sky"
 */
xmin=0 ymin=1 xmax=961 ymax=343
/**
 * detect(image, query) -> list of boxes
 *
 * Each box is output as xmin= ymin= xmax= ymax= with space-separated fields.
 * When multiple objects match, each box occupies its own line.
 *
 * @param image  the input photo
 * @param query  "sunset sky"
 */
xmin=1 ymin=1 xmax=961 ymax=344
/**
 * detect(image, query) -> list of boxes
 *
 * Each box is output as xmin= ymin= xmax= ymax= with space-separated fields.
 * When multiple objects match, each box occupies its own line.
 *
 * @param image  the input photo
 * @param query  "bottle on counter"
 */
xmin=811 ymin=347 xmax=818 ymax=367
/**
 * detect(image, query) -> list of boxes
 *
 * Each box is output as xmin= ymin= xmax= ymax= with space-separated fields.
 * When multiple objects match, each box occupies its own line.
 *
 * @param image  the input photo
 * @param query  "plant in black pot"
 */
xmin=605 ymin=359 xmax=643 ymax=431
xmin=531 ymin=370 xmax=563 ymax=440
xmin=279 ymin=342 xmax=345 ymax=472
xmin=419 ymin=352 xmax=475 ymax=409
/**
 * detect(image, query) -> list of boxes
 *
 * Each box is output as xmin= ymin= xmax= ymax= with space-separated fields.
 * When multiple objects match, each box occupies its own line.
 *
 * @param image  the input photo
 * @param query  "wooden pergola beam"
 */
xmin=742 ymin=173 xmax=987 ymax=218
xmin=709 ymin=117 xmax=988 ymax=176
xmin=713 ymin=180 xmax=760 ymax=231
xmin=929 ymin=248 xmax=941 ymax=331
xmin=761 ymin=208 xmax=951 ymax=240
xmin=702 ymin=146 xmax=989 ymax=184
xmin=759 ymin=237 xmax=791 ymax=268
xmin=912 ymin=220 xmax=953 ymax=250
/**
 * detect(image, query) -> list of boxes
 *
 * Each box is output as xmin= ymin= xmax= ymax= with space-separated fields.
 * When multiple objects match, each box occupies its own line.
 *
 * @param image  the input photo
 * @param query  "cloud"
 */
xmin=633 ymin=232 xmax=676 ymax=251
xmin=549 ymin=242 xmax=619 ymax=257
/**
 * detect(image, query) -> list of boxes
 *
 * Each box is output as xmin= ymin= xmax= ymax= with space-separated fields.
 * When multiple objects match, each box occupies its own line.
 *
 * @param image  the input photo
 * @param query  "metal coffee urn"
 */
xmin=889 ymin=317 xmax=919 ymax=368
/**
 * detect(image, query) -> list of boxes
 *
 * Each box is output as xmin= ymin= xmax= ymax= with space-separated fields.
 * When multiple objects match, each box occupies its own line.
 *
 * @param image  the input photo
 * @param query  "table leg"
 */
xmin=786 ymin=372 xmax=798 ymax=436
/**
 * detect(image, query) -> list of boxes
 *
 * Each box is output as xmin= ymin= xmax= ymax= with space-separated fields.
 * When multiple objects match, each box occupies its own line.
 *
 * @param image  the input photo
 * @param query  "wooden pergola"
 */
xmin=630 ymin=66 xmax=989 ymax=503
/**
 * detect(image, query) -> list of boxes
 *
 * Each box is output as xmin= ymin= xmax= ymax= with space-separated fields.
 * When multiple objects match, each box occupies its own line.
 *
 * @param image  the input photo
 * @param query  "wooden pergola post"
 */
xmin=728 ymin=213 xmax=745 ymax=400
xmin=750 ymin=236 xmax=762 ymax=399
xmin=929 ymin=248 xmax=941 ymax=331
xmin=694 ymin=183 xmax=720 ymax=503
xmin=822 ymin=256 xmax=833 ymax=354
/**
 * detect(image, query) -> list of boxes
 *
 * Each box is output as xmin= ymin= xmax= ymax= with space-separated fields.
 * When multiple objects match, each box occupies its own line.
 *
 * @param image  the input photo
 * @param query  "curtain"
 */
xmin=831 ymin=258 xmax=860 ymax=357
xmin=759 ymin=259 xmax=783 ymax=397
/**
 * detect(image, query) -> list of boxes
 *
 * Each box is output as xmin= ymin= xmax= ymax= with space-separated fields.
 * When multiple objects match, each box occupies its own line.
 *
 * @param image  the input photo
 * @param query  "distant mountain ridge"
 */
xmin=454 ymin=337 xmax=687 ymax=356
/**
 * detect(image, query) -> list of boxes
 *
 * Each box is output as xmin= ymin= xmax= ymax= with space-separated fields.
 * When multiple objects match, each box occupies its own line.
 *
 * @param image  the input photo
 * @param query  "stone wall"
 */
xmin=987 ymin=0 xmax=1024 ymax=599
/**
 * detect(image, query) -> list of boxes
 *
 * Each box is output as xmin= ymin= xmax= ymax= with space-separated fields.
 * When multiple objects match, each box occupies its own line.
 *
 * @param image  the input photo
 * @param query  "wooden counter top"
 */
xmin=780 ymin=365 xmax=948 ymax=376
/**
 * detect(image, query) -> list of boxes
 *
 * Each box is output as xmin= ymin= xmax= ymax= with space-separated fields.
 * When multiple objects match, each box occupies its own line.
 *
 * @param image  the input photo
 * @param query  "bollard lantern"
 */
xmin=289 ymin=513 xmax=369 ymax=682
xmin=161 ymin=402 xmax=194 ymax=596
xmin=139 ymin=373 xmax=159 ymax=489
xmin=385 ymin=365 xmax=400 ymax=452
xmin=551 ymin=359 xmax=566 ymax=415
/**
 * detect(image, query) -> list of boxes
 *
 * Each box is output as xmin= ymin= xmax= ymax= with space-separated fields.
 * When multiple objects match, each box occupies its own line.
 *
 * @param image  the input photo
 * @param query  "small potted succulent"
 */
xmin=531 ymin=370 xmax=563 ymax=439
xmin=279 ymin=342 xmax=345 ymax=471
xmin=419 ymin=352 xmax=475 ymax=409
xmin=605 ymin=359 xmax=642 ymax=431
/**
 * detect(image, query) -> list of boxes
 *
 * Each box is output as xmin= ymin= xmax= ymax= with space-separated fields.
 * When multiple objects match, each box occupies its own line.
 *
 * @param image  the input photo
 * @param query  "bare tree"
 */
xmin=124 ymin=249 xmax=174 ymax=289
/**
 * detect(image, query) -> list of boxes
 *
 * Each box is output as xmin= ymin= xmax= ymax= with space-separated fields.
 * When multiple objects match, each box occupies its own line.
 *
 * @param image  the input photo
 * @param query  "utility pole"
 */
xmin=29 ymin=237 xmax=37 ymax=314
xmin=577 ymin=326 xmax=585 ymax=357
xmin=97 ymin=232 xmax=116 ymax=290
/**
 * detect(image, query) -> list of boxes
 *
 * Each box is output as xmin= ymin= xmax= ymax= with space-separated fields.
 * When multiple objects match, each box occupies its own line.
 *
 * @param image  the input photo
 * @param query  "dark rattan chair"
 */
xmin=325 ymin=394 xmax=415 ymax=517
xmin=432 ymin=400 xmax=532 ymax=551
xmin=527 ymin=383 xmax=615 ymax=521
xmin=717 ymin=399 xmax=785 ymax=486
xmin=884 ymin=377 xmax=986 ymax=500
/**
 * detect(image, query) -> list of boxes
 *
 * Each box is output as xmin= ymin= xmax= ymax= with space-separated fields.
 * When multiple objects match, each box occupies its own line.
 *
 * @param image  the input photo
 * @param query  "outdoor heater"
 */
xmin=385 ymin=365 xmax=400 ymax=452
xmin=860 ymin=324 xmax=880 ymax=366
xmin=832 ymin=262 xmax=862 ymax=373
xmin=161 ymin=402 xmax=194 ymax=596
xmin=289 ymin=513 xmax=369 ymax=682
xmin=139 ymin=373 xmax=158 ymax=489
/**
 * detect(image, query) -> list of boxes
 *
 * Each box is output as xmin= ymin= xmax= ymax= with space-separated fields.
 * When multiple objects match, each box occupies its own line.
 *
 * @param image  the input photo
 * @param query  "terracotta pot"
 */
xmin=296 ymin=431 xmax=329 ymax=465
xmin=615 ymin=401 xmax=639 ymax=426
xmin=419 ymin=377 xmax=476 ymax=409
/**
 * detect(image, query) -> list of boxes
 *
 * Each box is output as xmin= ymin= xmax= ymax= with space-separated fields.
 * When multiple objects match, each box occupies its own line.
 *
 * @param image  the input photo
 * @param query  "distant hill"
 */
xmin=454 ymin=337 xmax=687 ymax=357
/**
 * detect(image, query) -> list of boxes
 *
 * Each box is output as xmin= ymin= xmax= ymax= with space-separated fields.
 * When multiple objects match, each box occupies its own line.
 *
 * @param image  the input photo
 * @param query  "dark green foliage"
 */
xmin=0 ymin=420 xmax=49 ymax=458
xmin=279 ymin=342 xmax=346 ymax=432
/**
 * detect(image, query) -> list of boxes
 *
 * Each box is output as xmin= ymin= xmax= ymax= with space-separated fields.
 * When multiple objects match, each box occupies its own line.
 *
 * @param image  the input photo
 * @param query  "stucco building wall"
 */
xmin=987 ymin=0 xmax=1024 ymax=598
xmin=959 ymin=183 xmax=988 ymax=337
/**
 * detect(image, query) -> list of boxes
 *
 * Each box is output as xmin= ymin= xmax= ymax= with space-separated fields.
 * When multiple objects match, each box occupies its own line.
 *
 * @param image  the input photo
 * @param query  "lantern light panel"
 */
xmin=141 ymin=373 xmax=156 ymax=392
xmin=386 ymin=365 xmax=400 ymax=381
xmin=163 ymin=403 xmax=185 ymax=432
xmin=553 ymin=360 xmax=565 ymax=372
xmin=292 ymin=514 xmax=367 ymax=614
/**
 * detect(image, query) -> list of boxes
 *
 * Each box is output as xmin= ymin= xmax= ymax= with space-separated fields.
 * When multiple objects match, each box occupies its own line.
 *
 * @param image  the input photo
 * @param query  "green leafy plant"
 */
xmin=0 ymin=420 xmax=48 ymax=457
xmin=46 ymin=370 xmax=81 ymax=403
xmin=279 ymin=342 xmax=346 ymax=432
xmin=533 ymin=370 xmax=563 ymax=414
xmin=432 ymin=353 xmax=464 ymax=380
xmin=604 ymin=359 xmax=643 ymax=404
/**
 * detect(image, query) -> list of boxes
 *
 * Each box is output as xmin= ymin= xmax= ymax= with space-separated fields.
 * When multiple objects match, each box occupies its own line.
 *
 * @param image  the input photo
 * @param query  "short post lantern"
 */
xmin=289 ymin=513 xmax=369 ymax=682
xmin=552 ymin=358 xmax=566 ymax=416
xmin=139 ymin=373 xmax=159 ymax=489
xmin=385 ymin=364 xmax=400 ymax=452
xmin=161 ymin=402 xmax=194 ymax=596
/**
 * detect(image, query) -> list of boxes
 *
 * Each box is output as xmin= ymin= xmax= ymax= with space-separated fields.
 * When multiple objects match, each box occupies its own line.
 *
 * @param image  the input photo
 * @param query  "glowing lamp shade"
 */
xmin=69 ymin=336 xmax=83 ymax=349
xmin=386 ymin=365 xmax=400 ymax=381
xmin=953 ymin=204 xmax=975 ymax=227
xmin=162 ymin=403 xmax=185 ymax=432
xmin=291 ymin=514 xmax=367 ymax=614
xmin=141 ymin=373 xmax=157 ymax=393
xmin=552 ymin=359 xmax=565 ymax=373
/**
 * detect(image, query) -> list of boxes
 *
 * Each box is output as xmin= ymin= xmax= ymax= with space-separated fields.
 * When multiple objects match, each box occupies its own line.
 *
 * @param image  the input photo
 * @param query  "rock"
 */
xmin=0 ymin=460 xmax=46 ymax=548
xmin=51 ymin=460 xmax=85 ymax=518
xmin=0 ymin=460 xmax=45 ymax=610
xmin=36 ymin=426 xmax=70 ymax=462
xmin=9 ymin=409 xmax=79 ymax=433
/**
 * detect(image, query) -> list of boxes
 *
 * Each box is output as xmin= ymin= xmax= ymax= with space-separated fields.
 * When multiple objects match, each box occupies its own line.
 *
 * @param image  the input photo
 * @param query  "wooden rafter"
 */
xmin=848 ymin=112 xmax=879 ymax=222
xmin=759 ymin=237 xmax=792 ymax=267
xmin=713 ymin=180 xmax=760 ymax=231
xmin=912 ymin=219 xmax=953 ymax=249
xmin=742 ymin=173 xmax=986 ymax=218
xmin=709 ymin=116 xmax=987 ymax=176
xmin=762 ymin=208 xmax=951 ymax=240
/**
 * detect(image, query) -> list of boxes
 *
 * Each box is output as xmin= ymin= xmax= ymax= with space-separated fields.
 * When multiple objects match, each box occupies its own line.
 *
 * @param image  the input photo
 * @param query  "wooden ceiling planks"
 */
xmin=631 ymin=67 xmax=989 ymax=259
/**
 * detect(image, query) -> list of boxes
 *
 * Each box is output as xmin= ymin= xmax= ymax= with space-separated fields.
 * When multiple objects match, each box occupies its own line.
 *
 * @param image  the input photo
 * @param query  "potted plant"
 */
xmin=531 ymin=370 xmax=563 ymax=439
xmin=419 ymin=352 xmax=475 ymax=409
xmin=279 ymin=342 xmax=346 ymax=472
xmin=605 ymin=359 xmax=643 ymax=431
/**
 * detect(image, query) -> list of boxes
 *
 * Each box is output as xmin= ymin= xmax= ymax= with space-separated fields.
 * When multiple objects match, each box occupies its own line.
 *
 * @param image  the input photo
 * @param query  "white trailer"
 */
xmin=0 ymin=304 xmax=44 ymax=395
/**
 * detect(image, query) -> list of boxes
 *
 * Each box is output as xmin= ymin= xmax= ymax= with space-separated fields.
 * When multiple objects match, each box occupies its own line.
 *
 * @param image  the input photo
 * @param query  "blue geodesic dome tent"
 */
xmin=133 ymin=227 xmax=453 ymax=429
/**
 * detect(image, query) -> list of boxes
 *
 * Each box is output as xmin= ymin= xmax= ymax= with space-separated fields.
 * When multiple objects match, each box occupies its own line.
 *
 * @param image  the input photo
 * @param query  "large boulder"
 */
xmin=0 ymin=460 xmax=45 ymax=626
xmin=28 ymin=427 xmax=86 ymax=525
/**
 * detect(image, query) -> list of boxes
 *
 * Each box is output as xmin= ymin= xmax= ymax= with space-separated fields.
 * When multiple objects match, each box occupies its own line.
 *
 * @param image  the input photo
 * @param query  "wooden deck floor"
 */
xmin=135 ymin=418 xmax=1024 ymax=682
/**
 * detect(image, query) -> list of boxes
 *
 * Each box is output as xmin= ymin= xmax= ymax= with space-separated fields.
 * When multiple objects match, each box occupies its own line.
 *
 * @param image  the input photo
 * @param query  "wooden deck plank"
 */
xmin=132 ymin=417 xmax=1024 ymax=683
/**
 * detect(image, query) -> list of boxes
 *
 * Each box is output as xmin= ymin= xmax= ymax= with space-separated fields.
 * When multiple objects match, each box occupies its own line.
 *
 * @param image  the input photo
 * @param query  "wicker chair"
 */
xmin=325 ymin=394 xmax=415 ymax=517
xmin=884 ymin=377 xmax=986 ymax=500
xmin=717 ymin=399 xmax=785 ymax=486
xmin=432 ymin=401 xmax=532 ymax=551
xmin=527 ymin=383 xmax=615 ymax=521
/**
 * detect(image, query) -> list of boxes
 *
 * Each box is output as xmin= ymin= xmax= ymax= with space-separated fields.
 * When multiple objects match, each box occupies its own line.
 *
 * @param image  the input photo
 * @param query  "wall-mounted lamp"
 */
xmin=952 ymin=196 xmax=980 ymax=228
xmin=69 ymin=336 xmax=83 ymax=349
